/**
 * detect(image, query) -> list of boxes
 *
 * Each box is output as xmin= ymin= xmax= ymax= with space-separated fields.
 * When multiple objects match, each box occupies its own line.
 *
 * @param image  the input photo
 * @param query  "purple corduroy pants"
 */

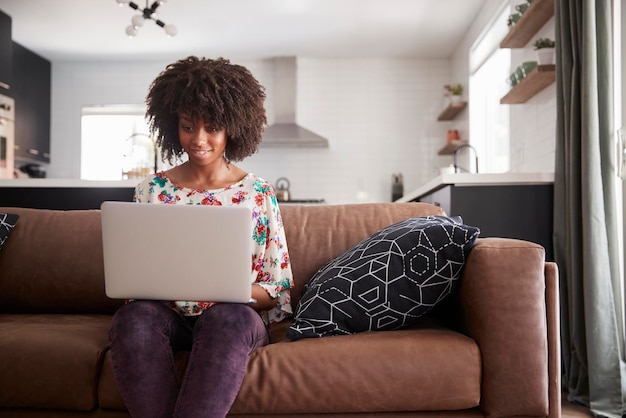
xmin=109 ymin=300 xmax=269 ymax=418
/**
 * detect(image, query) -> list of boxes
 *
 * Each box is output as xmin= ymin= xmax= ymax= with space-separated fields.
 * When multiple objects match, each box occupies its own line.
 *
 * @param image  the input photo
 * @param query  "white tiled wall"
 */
xmin=50 ymin=57 xmax=452 ymax=204
xmin=509 ymin=82 xmax=557 ymax=172
xmin=243 ymin=58 xmax=452 ymax=204
xmin=508 ymin=18 xmax=557 ymax=173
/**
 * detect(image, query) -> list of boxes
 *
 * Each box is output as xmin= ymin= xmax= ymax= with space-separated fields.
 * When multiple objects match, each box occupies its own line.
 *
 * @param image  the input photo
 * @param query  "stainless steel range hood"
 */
xmin=261 ymin=57 xmax=329 ymax=148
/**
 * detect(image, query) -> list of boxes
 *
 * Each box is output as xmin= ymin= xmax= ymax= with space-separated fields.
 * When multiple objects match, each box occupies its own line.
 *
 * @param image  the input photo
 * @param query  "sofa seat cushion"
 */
xmin=235 ymin=326 xmax=481 ymax=414
xmin=0 ymin=314 xmax=111 ymax=411
xmin=99 ymin=322 xmax=481 ymax=414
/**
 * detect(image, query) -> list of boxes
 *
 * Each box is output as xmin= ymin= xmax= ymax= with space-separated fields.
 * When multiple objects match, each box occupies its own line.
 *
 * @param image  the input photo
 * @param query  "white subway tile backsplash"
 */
xmin=508 ymin=78 xmax=556 ymax=173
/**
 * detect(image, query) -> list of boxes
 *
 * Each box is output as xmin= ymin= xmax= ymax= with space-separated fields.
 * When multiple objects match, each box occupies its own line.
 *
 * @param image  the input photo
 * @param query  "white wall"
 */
xmin=50 ymin=57 xmax=452 ymax=204
xmin=243 ymin=58 xmax=452 ymax=204
xmin=51 ymin=60 xmax=167 ymax=179
xmin=448 ymin=0 xmax=505 ymax=144
xmin=448 ymin=0 xmax=557 ymax=174
xmin=508 ymin=18 xmax=556 ymax=173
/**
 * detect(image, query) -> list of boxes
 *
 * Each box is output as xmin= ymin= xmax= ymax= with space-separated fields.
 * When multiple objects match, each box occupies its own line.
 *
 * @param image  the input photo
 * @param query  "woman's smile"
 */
xmin=189 ymin=148 xmax=212 ymax=156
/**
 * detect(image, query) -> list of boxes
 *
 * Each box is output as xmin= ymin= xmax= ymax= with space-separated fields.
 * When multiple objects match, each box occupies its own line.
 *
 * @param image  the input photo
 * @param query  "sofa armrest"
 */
xmin=460 ymin=237 xmax=555 ymax=418
xmin=545 ymin=261 xmax=561 ymax=418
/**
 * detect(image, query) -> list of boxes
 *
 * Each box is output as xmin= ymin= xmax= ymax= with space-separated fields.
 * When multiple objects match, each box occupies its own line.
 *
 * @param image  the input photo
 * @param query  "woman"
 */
xmin=109 ymin=56 xmax=293 ymax=418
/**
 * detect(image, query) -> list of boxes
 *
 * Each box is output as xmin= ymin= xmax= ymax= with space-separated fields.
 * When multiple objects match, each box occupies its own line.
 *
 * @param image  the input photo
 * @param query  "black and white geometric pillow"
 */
xmin=0 ymin=213 xmax=19 ymax=251
xmin=288 ymin=216 xmax=479 ymax=340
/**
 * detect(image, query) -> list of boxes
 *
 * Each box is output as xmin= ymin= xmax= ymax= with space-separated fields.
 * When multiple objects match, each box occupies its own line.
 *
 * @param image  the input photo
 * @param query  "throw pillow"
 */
xmin=0 ymin=213 xmax=19 ymax=251
xmin=287 ymin=216 xmax=479 ymax=340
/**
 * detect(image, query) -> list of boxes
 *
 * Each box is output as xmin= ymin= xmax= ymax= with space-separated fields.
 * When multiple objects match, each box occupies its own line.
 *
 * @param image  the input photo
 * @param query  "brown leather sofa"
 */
xmin=0 ymin=202 xmax=560 ymax=417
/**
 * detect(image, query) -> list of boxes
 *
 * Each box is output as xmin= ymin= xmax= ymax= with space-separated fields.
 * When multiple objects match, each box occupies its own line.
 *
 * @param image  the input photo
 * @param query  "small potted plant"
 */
xmin=515 ymin=3 xmax=529 ymax=15
xmin=507 ymin=13 xmax=521 ymax=27
xmin=444 ymin=83 xmax=464 ymax=104
xmin=534 ymin=38 xmax=555 ymax=65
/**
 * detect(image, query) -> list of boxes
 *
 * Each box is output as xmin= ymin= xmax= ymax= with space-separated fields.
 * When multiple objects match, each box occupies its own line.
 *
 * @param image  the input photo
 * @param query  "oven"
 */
xmin=0 ymin=93 xmax=14 ymax=179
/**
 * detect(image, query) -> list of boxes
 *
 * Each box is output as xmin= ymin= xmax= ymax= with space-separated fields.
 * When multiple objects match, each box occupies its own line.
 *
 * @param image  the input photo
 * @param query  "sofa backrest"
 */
xmin=279 ymin=202 xmax=445 ymax=308
xmin=0 ymin=203 xmax=444 ymax=314
xmin=0 ymin=207 xmax=123 ymax=314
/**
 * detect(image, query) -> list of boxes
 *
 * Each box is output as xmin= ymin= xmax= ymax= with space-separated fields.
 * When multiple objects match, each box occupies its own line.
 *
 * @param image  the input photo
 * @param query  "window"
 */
xmin=469 ymin=48 xmax=511 ymax=173
xmin=81 ymin=105 xmax=169 ymax=180
xmin=469 ymin=3 xmax=511 ymax=173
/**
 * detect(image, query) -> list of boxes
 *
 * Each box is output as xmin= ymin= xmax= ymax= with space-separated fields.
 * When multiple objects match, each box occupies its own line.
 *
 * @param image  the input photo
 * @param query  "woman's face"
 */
xmin=178 ymin=113 xmax=227 ymax=167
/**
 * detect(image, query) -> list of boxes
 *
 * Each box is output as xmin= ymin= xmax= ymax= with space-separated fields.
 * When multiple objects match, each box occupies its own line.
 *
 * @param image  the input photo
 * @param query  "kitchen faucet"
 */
xmin=453 ymin=143 xmax=479 ymax=173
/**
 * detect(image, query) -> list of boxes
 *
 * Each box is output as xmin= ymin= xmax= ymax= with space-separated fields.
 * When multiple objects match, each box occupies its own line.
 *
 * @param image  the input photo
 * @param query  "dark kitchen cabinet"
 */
xmin=0 ymin=10 xmax=11 ymax=91
xmin=419 ymin=184 xmax=554 ymax=261
xmin=0 ymin=186 xmax=135 ymax=210
xmin=12 ymin=42 xmax=51 ymax=163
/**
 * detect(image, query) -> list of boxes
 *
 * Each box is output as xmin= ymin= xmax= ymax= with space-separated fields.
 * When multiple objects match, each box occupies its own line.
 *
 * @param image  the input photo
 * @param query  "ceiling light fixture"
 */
xmin=116 ymin=0 xmax=177 ymax=38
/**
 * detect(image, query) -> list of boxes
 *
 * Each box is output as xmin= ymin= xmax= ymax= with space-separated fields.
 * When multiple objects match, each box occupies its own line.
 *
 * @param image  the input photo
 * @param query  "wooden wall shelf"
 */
xmin=437 ymin=102 xmax=467 ymax=121
xmin=438 ymin=140 xmax=468 ymax=155
xmin=500 ymin=0 xmax=555 ymax=48
xmin=500 ymin=64 xmax=555 ymax=104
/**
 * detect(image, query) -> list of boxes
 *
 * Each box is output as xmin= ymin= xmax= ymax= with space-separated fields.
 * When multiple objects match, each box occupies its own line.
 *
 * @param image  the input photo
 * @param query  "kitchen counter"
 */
xmin=0 ymin=179 xmax=142 ymax=188
xmin=0 ymin=179 xmax=140 ymax=210
xmin=397 ymin=172 xmax=555 ymax=260
xmin=396 ymin=172 xmax=554 ymax=203
xmin=0 ymin=179 xmax=331 ymax=210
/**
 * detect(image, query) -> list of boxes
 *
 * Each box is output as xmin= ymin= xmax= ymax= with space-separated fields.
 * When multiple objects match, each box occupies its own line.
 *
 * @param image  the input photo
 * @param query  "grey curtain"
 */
xmin=554 ymin=0 xmax=626 ymax=417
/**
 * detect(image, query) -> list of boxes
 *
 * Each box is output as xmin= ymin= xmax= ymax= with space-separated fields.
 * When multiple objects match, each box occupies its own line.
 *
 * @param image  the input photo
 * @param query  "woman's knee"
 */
xmin=110 ymin=300 xmax=172 ymax=341
xmin=199 ymin=303 xmax=258 ymax=327
xmin=194 ymin=304 xmax=268 ymax=347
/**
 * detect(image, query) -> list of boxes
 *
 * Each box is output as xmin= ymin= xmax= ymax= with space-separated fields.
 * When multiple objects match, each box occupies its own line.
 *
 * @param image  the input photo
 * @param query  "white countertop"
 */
xmin=0 ymin=173 xmax=555 ymax=199
xmin=0 ymin=179 xmax=141 ymax=188
xmin=395 ymin=172 xmax=555 ymax=203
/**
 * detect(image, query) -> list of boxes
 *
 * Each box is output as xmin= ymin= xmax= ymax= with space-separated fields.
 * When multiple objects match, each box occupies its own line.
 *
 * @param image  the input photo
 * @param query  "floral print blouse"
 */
xmin=133 ymin=172 xmax=294 ymax=325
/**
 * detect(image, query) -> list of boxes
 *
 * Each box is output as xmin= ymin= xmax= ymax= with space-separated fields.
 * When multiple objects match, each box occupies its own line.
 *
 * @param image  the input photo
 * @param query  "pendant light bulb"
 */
xmin=116 ymin=0 xmax=130 ymax=5
xmin=164 ymin=24 xmax=177 ymax=37
xmin=125 ymin=24 xmax=138 ymax=37
xmin=131 ymin=14 xmax=145 ymax=29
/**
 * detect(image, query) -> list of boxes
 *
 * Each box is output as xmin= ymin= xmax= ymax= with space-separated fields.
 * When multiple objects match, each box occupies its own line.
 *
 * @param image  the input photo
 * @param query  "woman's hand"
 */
xmin=249 ymin=284 xmax=277 ymax=311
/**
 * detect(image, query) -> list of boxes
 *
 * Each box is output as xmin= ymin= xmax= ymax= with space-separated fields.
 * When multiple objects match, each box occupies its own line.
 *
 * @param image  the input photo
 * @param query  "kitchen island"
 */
xmin=0 ymin=179 xmax=139 ymax=210
xmin=397 ymin=172 xmax=555 ymax=260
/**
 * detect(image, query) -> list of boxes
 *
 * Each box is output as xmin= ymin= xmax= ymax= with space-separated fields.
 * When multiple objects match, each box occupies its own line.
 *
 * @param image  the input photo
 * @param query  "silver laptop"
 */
xmin=101 ymin=201 xmax=253 ymax=303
